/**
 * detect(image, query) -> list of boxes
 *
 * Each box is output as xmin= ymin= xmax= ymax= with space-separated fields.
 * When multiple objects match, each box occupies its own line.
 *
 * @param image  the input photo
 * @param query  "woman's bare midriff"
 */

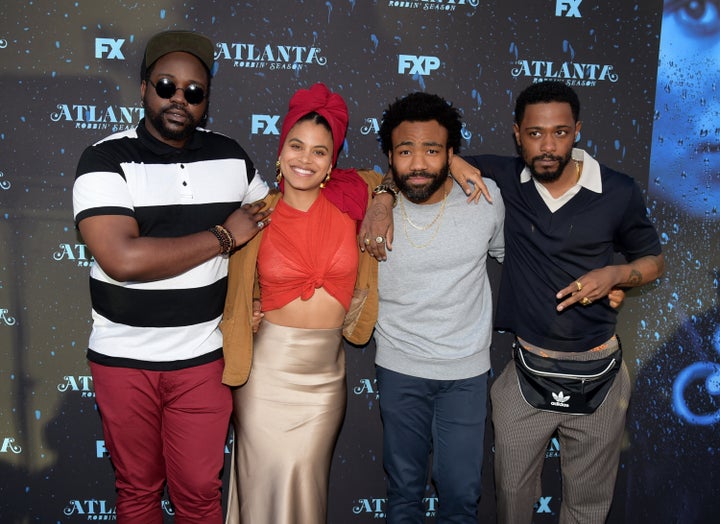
xmin=262 ymin=287 xmax=346 ymax=329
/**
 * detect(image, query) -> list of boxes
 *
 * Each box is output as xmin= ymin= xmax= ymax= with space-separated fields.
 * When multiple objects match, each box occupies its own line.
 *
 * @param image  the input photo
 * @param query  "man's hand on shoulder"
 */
xmin=449 ymin=155 xmax=491 ymax=204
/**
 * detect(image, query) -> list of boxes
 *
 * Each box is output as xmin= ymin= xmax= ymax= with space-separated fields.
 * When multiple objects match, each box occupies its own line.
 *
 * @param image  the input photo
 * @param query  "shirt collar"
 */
xmin=520 ymin=148 xmax=603 ymax=193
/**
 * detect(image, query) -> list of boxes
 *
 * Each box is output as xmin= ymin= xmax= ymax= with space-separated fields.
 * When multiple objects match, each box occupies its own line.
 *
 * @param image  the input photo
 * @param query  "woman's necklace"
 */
xmin=398 ymin=189 xmax=448 ymax=248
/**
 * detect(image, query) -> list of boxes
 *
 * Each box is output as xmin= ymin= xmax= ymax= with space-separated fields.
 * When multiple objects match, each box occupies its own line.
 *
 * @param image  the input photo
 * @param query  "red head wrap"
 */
xmin=278 ymin=82 xmax=348 ymax=165
xmin=277 ymin=83 xmax=368 ymax=228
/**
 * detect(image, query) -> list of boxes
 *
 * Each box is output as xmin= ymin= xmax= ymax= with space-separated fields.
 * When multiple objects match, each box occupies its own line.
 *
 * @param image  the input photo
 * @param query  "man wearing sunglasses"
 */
xmin=73 ymin=30 xmax=270 ymax=523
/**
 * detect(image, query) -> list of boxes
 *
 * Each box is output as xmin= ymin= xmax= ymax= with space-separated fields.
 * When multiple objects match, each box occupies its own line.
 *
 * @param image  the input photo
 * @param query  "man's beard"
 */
xmin=392 ymin=163 xmax=450 ymax=204
xmin=144 ymin=100 xmax=199 ymax=142
xmin=521 ymin=145 xmax=573 ymax=183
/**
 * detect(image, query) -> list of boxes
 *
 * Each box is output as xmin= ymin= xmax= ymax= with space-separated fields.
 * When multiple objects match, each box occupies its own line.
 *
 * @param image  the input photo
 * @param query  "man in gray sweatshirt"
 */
xmin=365 ymin=92 xmax=505 ymax=524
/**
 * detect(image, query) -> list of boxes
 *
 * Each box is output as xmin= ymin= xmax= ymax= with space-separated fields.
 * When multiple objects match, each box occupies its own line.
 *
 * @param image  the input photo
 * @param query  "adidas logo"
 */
xmin=550 ymin=391 xmax=570 ymax=408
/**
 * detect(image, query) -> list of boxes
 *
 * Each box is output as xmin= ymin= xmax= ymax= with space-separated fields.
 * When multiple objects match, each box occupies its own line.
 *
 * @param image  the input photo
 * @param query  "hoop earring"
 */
xmin=275 ymin=159 xmax=282 ymax=183
xmin=320 ymin=171 xmax=331 ymax=189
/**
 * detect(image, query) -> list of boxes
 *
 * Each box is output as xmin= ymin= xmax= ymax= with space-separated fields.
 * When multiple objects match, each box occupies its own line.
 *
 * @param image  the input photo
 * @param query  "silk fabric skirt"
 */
xmin=225 ymin=320 xmax=346 ymax=524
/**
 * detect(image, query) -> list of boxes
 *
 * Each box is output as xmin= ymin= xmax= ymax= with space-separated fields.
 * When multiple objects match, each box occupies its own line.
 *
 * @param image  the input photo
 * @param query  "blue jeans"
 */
xmin=376 ymin=366 xmax=488 ymax=524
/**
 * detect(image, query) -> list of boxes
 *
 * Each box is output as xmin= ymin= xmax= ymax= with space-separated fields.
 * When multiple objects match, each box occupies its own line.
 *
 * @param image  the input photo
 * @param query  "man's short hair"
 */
xmin=378 ymin=92 xmax=463 ymax=155
xmin=514 ymin=81 xmax=581 ymax=124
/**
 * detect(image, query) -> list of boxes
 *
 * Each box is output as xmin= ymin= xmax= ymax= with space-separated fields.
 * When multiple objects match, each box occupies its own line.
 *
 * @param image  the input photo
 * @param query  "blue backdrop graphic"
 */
xmin=1 ymin=1 xmax=718 ymax=522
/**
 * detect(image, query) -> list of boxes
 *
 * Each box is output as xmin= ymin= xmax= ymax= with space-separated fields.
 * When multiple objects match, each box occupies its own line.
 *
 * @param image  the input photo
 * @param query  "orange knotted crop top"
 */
xmin=257 ymin=193 xmax=358 ymax=312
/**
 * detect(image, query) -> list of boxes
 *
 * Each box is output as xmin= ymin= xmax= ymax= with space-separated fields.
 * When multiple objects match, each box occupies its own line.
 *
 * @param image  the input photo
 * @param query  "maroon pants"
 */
xmin=91 ymin=359 xmax=232 ymax=524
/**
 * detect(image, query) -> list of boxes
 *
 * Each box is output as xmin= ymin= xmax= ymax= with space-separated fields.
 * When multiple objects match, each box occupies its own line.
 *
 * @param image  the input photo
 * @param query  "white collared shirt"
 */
xmin=520 ymin=148 xmax=602 ymax=213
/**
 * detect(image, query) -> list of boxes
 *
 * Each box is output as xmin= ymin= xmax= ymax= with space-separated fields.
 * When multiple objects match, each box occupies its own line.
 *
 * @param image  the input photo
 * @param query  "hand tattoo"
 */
xmin=368 ymin=204 xmax=390 ymax=220
xmin=627 ymin=269 xmax=642 ymax=286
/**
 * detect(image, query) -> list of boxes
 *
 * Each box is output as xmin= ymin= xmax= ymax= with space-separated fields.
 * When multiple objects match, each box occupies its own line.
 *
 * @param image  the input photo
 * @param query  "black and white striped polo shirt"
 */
xmin=73 ymin=121 xmax=269 ymax=369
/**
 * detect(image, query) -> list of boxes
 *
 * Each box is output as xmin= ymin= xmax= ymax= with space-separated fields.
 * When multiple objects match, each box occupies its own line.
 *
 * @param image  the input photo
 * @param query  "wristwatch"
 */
xmin=372 ymin=184 xmax=399 ymax=207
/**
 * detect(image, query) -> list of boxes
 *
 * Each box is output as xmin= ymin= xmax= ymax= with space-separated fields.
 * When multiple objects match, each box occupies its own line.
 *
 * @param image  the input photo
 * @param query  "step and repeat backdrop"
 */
xmin=1 ymin=1 xmax=719 ymax=522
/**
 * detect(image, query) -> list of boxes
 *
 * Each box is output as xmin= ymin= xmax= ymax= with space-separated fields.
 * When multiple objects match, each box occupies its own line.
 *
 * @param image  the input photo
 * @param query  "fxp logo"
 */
xmin=556 ymin=0 xmax=581 ymax=17
xmin=95 ymin=38 xmax=125 ymax=59
xmin=398 ymin=54 xmax=441 ymax=76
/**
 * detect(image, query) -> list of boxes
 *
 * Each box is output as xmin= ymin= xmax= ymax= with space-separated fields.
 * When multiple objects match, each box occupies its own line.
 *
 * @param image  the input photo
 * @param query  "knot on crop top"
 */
xmin=257 ymin=193 xmax=358 ymax=311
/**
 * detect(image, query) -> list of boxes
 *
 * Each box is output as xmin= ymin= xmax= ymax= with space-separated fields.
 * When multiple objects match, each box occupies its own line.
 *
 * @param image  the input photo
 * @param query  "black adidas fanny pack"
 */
xmin=513 ymin=339 xmax=622 ymax=415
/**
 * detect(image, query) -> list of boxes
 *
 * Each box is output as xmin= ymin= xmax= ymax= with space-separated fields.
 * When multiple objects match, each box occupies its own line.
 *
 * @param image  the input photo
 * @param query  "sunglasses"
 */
xmin=148 ymin=78 xmax=206 ymax=105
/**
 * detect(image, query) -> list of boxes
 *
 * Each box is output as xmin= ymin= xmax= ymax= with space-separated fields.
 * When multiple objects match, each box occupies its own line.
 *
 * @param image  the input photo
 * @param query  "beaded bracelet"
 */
xmin=209 ymin=225 xmax=235 ymax=255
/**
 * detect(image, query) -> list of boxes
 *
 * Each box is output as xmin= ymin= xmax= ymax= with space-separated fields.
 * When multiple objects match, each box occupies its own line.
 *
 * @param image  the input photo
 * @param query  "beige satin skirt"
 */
xmin=225 ymin=320 xmax=346 ymax=524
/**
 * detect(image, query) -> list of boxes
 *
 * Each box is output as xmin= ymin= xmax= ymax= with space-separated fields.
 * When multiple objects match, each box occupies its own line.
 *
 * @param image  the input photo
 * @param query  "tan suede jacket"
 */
xmin=220 ymin=169 xmax=381 ymax=387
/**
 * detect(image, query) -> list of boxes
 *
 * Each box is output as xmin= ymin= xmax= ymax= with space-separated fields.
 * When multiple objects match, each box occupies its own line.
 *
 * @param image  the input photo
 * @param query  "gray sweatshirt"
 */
xmin=375 ymin=179 xmax=505 ymax=380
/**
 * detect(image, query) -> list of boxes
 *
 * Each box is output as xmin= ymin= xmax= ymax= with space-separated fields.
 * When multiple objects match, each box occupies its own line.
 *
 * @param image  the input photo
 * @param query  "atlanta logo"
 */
xmin=0 ymin=308 xmax=16 ymax=326
xmin=0 ymin=169 xmax=10 ymax=190
xmin=388 ymin=0 xmax=479 ymax=12
xmin=1 ymin=437 xmax=22 ymax=454
xmin=511 ymin=59 xmax=619 ymax=86
xmin=53 ymin=243 xmax=95 ymax=267
xmin=63 ymin=499 xmax=116 ymax=519
xmin=214 ymin=42 xmax=327 ymax=71
xmin=50 ymin=104 xmax=142 ymax=131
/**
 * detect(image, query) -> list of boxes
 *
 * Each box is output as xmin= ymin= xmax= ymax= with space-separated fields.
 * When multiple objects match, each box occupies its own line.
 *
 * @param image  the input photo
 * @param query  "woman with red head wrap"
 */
xmin=221 ymin=83 xmax=380 ymax=524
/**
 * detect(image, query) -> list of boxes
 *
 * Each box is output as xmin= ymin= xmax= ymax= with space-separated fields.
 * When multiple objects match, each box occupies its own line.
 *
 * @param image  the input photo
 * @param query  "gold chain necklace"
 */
xmin=398 ymin=190 xmax=448 ymax=248
xmin=398 ymin=189 xmax=448 ymax=230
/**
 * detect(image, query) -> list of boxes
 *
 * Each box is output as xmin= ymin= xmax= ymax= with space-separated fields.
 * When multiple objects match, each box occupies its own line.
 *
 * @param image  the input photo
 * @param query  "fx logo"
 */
xmin=251 ymin=114 xmax=280 ymax=135
xmin=536 ymin=496 xmax=553 ymax=514
xmin=96 ymin=440 xmax=110 ymax=458
xmin=555 ymin=0 xmax=581 ymax=17
xmin=398 ymin=54 xmax=441 ymax=76
xmin=95 ymin=38 xmax=125 ymax=59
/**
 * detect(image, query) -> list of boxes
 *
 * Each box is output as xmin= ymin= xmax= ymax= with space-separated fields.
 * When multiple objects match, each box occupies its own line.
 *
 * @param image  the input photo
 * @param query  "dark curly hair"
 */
xmin=378 ymin=92 xmax=463 ymax=156
xmin=514 ymin=81 xmax=580 ymax=125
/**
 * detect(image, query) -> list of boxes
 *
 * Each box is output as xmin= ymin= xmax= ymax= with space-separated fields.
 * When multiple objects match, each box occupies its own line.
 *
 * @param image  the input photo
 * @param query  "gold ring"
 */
xmin=375 ymin=236 xmax=385 ymax=244
xmin=364 ymin=237 xmax=371 ymax=245
xmin=575 ymin=281 xmax=583 ymax=292
xmin=580 ymin=297 xmax=592 ymax=306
